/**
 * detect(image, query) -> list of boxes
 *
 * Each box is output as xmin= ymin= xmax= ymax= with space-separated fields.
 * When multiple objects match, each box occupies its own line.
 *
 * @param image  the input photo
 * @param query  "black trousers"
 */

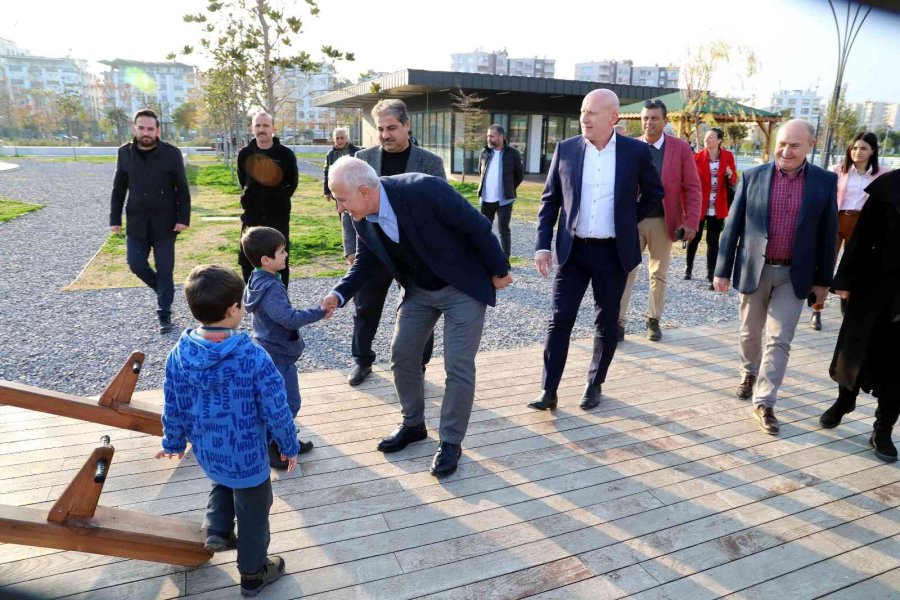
xmin=542 ymin=239 xmax=627 ymax=392
xmin=239 ymin=221 xmax=290 ymax=287
xmin=126 ymin=232 xmax=175 ymax=317
xmin=352 ymin=262 xmax=434 ymax=368
xmin=480 ymin=201 xmax=513 ymax=259
xmin=685 ymin=215 xmax=723 ymax=280
xmin=204 ymin=478 xmax=272 ymax=575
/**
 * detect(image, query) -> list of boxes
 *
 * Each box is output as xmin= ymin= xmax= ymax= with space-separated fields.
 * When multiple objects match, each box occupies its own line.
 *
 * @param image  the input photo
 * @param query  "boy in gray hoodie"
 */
xmin=241 ymin=226 xmax=331 ymax=469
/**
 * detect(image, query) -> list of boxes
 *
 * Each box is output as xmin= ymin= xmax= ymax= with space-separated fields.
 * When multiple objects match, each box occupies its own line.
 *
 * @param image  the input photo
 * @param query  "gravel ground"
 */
xmin=0 ymin=160 xmax=746 ymax=397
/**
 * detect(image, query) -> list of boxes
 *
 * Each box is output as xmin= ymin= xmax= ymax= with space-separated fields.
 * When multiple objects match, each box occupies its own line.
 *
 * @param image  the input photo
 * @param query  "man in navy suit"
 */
xmin=323 ymin=157 xmax=512 ymax=477
xmin=714 ymin=119 xmax=838 ymax=435
xmin=528 ymin=89 xmax=665 ymax=412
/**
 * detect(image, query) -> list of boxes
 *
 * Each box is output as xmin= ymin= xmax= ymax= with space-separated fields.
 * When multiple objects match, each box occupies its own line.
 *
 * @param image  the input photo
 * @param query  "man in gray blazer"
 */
xmin=715 ymin=119 xmax=838 ymax=435
xmin=346 ymin=98 xmax=446 ymax=386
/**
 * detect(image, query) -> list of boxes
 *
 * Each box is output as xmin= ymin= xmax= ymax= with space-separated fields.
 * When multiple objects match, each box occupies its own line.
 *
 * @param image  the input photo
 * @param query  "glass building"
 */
xmin=315 ymin=69 xmax=677 ymax=175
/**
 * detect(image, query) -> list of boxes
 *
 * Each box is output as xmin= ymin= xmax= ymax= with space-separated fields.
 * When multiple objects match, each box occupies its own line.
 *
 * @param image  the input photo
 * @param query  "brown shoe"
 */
xmin=753 ymin=405 xmax=780 ymax=435
xmin=736 ymin=374 xmax=756 ymax=400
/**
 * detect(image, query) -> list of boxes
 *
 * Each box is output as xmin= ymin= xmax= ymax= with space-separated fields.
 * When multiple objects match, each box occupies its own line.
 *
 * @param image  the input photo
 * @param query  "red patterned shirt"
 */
xmin=766 ymin=162 xmax=807 ymax=260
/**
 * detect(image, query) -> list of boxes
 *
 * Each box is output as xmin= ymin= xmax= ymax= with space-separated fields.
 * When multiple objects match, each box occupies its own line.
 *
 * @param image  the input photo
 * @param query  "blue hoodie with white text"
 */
xmin=161 ymin=330 xmax=300 ymax=489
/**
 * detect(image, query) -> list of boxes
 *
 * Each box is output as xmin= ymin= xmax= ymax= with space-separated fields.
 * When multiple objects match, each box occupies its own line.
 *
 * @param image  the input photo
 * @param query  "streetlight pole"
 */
xmin=820 ymin=0 xmax=871 ymax=168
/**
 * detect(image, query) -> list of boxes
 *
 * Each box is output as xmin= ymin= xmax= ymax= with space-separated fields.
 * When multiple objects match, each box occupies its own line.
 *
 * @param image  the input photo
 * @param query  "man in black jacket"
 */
xmin=110 ymin=109 xmax=191 ymax=334
xmin=477 ymin=125 xmax=524 ymax=262
xmin=323 ymin=127 xmax=360 ymax=265
xmin=237 ymin=112 xmax=299 ymax=286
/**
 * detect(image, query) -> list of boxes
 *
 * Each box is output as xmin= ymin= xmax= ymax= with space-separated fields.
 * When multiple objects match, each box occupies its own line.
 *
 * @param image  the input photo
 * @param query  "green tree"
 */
xmin=825 ymin=85 xmax=860 ymax=163
xmin=172 ymin=101 xmax=199 ymax=139
xmin=725 ymin=123 xmax=749 ymax=151
xmin=104 ymin=108 xmax=131 ymax=144
xmin=450 ymin=88 xmax=488 ymax=182
xmin=56 ymin=91 xmax=87 ymax=139
xmin=174 ymin=0 xmax=354 ymax=120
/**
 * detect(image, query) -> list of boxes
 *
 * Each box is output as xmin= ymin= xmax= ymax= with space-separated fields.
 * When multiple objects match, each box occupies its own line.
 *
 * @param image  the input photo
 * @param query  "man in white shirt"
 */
xmin=528 ymin=89 xmax=665 ymax=412
xmin=477 ymin=124 xmax=524 ymax=264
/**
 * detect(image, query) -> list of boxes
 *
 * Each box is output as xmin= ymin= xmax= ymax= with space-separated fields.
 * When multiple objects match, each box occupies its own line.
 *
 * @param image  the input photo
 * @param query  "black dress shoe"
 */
xmin=158 ymin=315 xmax=173 ymax=334
xmin=376 ymin=423 xmax=427 ymax=453
xmin=347 ymin=364 xmax=372 ymax=386
xmin=430 ymin=441 xmax=462 ymax=477
xmin=527 ymin=390 xmax=558 ymax=411
xmin=579 ymin=383 xmax=602 ymax=409
xmin=809 ymin=311 xmax=822 ymax=331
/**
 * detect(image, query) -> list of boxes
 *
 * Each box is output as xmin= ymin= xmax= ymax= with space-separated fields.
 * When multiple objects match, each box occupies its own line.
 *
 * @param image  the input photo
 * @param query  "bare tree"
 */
xmin=680 ymin=42 xmax=757 ymax=147
xmin=173 ymin=0 xmax=353 ymax=121
xmin=451 ymin=88 xmax=488 ymax=183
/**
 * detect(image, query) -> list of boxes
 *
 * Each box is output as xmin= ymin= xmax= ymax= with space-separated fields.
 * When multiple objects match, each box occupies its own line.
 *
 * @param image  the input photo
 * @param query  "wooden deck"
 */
xmin=2 ymin=311 xmax=899 ymax=599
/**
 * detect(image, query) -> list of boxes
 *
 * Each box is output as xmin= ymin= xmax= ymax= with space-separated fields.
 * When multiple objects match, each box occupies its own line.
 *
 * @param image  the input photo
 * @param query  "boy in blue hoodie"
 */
xmin=156 ymin=264 xmax=297 ymax=597
xmin=241 ymin=226 xmax=329 ymax=469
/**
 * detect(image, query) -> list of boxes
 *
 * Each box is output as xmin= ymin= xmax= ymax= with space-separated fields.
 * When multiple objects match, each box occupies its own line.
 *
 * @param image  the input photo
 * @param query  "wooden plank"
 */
xmin=816 ymin=567 xmax=900 ymax=599
xmin=722 ymin=534 xmax=900 ymax=599
xmin=0 ymin=381 xmax=162 ymax=436
xmin=629 ymin=506 xmax=900 ymax=600
xmin=0 ymin=504 xmax=211 ymax=567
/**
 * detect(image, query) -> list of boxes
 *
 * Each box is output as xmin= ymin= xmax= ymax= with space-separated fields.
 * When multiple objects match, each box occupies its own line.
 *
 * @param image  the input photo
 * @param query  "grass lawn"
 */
xmin=0 ymin=197 xmax=44 ymax=223
xmin=68 ymin=161 xmax=346 ymax=290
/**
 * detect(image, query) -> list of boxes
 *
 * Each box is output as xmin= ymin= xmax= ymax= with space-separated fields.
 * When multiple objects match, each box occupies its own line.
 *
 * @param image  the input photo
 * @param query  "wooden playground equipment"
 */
xmin=0 ymin=351 xmax=163 ymax=436
xmin=0 ymin=435 xmax=212 ymax=566
xmin=0 ymin=352 xmax=212 ymax=567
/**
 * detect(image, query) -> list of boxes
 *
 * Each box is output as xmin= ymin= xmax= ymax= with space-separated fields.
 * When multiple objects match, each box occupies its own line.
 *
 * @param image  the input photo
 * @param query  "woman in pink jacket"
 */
xmin=687 ymin=127 xmax=737 ymax=289
xmin=809 ymin=131 xmax=889 ymax=330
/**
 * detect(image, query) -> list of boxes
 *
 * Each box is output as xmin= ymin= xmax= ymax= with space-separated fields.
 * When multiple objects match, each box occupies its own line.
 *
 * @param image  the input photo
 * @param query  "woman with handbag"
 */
xmin=686 ymin=128 xmax=738 ymax=289
xmin=809 ymin=131 xmax=888 ymax=330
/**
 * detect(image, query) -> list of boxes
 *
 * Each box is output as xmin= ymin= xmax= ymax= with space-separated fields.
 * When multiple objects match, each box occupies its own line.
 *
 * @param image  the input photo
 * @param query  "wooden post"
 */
xmin=98 ymin=351 xmax=144 ymax=407
xmin=47 ymin=436 xmax=113 ymax=523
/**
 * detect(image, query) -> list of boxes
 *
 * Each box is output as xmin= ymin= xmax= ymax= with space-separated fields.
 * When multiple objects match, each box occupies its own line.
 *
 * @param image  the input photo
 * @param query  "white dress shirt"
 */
xmin=842 ymin=165 xmax=873 ymax=211
xmin=481 ymin=149 xmax=503 ymax=203
xmin=574 ymin=134 xmax=617 ymax=239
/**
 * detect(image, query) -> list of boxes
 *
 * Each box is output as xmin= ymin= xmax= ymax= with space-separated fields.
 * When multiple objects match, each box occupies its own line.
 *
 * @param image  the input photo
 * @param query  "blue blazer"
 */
xmin=334 ymin=174 xmax=509 ymax=307
xmin=535 ymin=134 xmax=665 ymax=273
xmin=715 ymin=162 xmax=839 ymax=299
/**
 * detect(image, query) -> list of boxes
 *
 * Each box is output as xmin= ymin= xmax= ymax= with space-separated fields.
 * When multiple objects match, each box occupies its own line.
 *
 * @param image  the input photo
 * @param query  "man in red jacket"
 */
xmin=618 ymin=99 xmax=702 ymax=342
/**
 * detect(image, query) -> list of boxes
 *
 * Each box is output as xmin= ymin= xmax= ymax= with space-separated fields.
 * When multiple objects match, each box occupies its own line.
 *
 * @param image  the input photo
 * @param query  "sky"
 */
xmin=2 ymin=0 xmax=899 ymax=105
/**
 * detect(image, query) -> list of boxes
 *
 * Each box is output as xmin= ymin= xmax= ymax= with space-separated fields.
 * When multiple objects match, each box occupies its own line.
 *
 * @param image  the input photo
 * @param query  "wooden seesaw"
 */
xmin=0 ymin=351 xmax=163 ymax=436
xmin=0 ymin=435 xmax=212 ymax=566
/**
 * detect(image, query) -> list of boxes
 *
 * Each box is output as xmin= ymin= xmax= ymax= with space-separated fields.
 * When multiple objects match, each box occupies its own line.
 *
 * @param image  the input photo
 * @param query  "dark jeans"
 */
xmin=542 ymin=239 xmax=627 ymax=392
xmin=685 ymin=215 xmax=723 ymax=280
xmin=274 ymin=361 xmax=301 ymax=417
xmin=239 ymin=222 xmax=290 ymax=287
xmin=480 ymin=201 xmax=513 ymax=259
xmin=126 ymin=233 xmax=175 ymax=316
xmin=204 ymin=477 xmax=273 ymax=575
xmin=352 ymin=261 xmax=434 ymax=368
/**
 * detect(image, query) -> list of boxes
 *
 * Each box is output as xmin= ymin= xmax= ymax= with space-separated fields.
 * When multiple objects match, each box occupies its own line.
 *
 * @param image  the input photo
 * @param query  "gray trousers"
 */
xmin=739 ymin=264 xmax=805 ymax=408
xmin=392 ymin=283 xmax=486 ymax=444
xmin=204 ymin=477 xmax=273 ymax=575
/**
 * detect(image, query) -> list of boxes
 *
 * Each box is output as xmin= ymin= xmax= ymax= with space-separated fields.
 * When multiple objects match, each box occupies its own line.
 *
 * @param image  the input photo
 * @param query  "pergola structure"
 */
xmin=618 ymin=91 xmax=783 ymax=162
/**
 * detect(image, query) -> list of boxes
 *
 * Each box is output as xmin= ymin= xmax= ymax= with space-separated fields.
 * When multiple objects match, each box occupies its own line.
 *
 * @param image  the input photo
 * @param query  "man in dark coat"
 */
xmin=323 ymin=157 xmax=511 ymax=477
xmin=110 ymin=108 xmax=191 ymax=334
xmin=819 ymin=169 xmax=900 ymax=462
xmin=477 ymin=124 xmax=524 ymax=262
xmin=323 ymin=126 xmax=360 ymax=265
xmin=237 ymin=112 xmax=299 ymax=286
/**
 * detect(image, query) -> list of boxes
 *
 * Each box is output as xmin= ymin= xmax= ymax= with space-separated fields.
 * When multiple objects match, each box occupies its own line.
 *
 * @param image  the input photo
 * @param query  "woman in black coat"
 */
xmin=819 ymin=169 xmax=900 ymax=462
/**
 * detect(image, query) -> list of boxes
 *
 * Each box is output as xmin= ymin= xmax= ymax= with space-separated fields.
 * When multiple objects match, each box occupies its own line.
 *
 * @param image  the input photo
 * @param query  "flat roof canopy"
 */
xmin=314 ymin=69 xmax=681 ymax=109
